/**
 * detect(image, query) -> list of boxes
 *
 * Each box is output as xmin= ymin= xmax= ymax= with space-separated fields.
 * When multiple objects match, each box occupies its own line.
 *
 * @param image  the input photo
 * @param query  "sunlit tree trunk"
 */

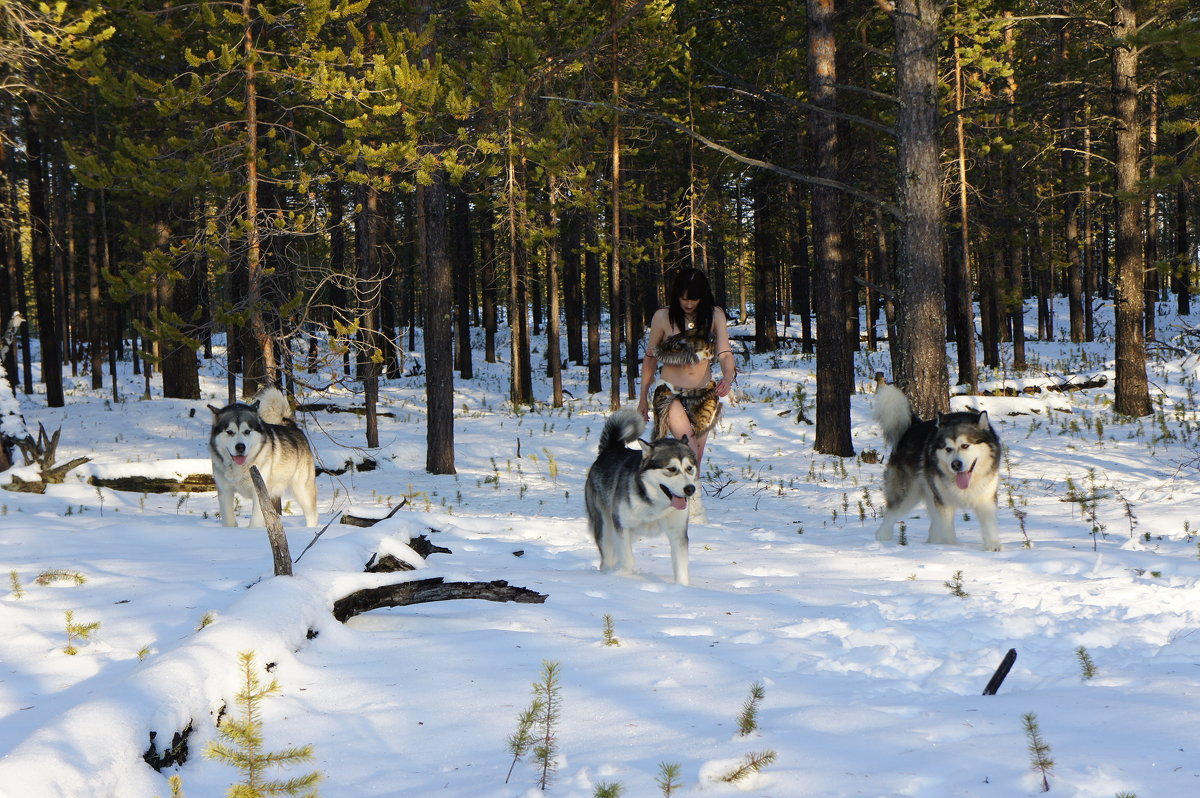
xmin=1111 ymin=0 xmax=1151 ymax=417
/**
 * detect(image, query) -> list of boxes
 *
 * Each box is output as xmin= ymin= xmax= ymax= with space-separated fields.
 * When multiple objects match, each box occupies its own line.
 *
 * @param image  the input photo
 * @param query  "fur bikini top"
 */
xmin=654 ymin=328 xmax=715 ymax=366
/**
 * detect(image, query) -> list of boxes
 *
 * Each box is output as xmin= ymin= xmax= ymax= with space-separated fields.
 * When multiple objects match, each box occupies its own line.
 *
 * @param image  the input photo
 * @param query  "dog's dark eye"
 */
xmin=665 ymin=466 xmax=677 ymax=474
xmin=960 ymin=443 xmax=969 ymax=450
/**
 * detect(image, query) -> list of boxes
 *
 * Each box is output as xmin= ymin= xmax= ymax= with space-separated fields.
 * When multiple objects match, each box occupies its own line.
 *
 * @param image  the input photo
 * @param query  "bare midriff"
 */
xmin=659 ymin=358 xmax=712 ymax=391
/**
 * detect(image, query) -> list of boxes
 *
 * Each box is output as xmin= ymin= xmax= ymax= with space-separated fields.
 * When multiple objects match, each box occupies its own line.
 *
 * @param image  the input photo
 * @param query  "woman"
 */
xmin=636 ymin=269 xmax=735 ymax=519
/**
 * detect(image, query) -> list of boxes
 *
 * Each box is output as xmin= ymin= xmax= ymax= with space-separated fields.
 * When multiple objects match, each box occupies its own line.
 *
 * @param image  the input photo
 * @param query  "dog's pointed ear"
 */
xmin=679 ymin=434 xmax=689 ymax=446
xmin=638 ymin=439 xmax=652 ymax=459
xmin=207 ymin=404 xmax=222 ymax=415
xmin=977 ymin=410 xmax=990 ymax=429
xmin=251 ymin=400 xmax=261 ymax=411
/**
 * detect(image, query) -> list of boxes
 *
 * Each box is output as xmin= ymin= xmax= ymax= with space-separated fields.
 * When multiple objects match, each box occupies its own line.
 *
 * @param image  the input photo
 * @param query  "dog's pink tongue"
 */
xmin=671 ymin=495 xmax=688 ymax=511
xmin=233 ymin=455 xmax=247 ymax=466
xmin=956 ymin=469 xmax=972 ymax=490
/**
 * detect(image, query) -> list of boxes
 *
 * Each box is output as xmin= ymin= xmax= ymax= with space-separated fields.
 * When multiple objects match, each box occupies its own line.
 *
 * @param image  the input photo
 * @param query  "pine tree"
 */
xmin=204 ymin=651 xmax=321 ymax=798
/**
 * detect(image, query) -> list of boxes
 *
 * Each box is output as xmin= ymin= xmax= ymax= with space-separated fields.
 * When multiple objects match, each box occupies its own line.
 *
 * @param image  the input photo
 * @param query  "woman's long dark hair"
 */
xmin=667 ymin=267 xmax=716 ymax=335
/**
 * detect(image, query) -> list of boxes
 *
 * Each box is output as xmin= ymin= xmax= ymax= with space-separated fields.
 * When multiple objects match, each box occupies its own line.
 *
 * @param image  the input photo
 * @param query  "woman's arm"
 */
xmin=712 ymin=308 xmax=736 ymax=398
xmin=637 ymin=310 xmax=669 ymax=419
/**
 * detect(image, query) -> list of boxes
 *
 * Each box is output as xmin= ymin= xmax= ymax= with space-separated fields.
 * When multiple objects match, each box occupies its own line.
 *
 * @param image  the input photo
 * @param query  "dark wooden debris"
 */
xmin=982 ymin=648 xmax=1018 ymax=696
xmin=339 ymin=501 xmax=408 ymax=528
xmin=88 ymin=473 xmax=216 ymax=493
xmin=332 ymin=577 xmax=548 ymax=623
xmin=316 ymin=457 xmax=377 ymax=476
xmin=5 ymin=423 xmax=92 ymax=493
xmin=144 ymin=723 xmax=192 ymax=771
xmin=297 ymin=402 xmax=396 ymax=418
xmin=250 ymin=465 xmax=292 ymax=577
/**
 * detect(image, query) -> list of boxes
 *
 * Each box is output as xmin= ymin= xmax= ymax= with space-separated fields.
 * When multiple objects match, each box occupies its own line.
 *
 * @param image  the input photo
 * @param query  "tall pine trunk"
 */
xmin=26 ymin=99 xmax=64 ymax=408
xmin=1111 ymin=0 xmax=1151 ymax=417
xmin=890 ymin=0 xmax=949 ymax=417
xmin=808 ymin=0 xmax=853 ymax=456
xmin=419 ymin=174 xmax=456 ymax=473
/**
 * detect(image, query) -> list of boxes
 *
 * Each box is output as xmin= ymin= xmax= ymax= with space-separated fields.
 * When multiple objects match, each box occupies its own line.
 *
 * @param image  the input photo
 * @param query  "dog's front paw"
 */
xmin=982 ymin=541 xmax=1003 ymax=552
xmin=874 ymin=528 xmax=893 ymax=542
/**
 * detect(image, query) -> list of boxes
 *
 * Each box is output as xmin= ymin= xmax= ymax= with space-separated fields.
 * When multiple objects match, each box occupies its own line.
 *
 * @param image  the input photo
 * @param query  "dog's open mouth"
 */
xmin=232 ymin=454 xmax=247 ymax=466
xmin=660 ymin=485 xmax=689 ymax=510
xmin=955 ymin=463 xmax=975 ymax=490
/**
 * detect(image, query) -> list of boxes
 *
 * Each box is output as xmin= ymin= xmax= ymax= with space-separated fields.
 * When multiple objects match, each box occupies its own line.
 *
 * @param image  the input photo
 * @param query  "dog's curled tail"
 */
xmin=873 ymin=382 xmax=914 ymax=450
xmin=255 ymin=387 xmax=294 ymax=425
xmin=598 ymin=408 xmax=646 ymax=453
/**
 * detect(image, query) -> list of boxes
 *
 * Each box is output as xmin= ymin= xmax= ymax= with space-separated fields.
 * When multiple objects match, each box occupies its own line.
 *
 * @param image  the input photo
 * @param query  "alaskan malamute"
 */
xmin=585 ymin=409 xmax=698 ymax=585
xmin=872 ymin=382 xmax=1003 ymax=551
xmin=208 ymin=387 xmax=318 ymax=528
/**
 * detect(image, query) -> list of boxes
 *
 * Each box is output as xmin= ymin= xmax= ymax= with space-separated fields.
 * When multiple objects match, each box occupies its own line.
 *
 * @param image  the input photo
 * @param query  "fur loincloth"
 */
xmin=652 ymin=381 xmax=721 ymax=441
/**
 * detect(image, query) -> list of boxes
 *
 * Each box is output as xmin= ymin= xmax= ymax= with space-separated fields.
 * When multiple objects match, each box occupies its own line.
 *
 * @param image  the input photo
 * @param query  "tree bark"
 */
xmin=332 ymin=577 xmax=547 ymax=623
xmin=890 ymin=0 xmax=949 ymax=417
xmin=1111 ymin=0 xmax=1151 ymax=417
xmin=419 ymin=174 xmax=456 ymax=474
xmin=356 ymin=169 xmax=382 ymax=448
xmin=451 ymin=185 xmax=474 ymax=380
xmin=25 ymin=99 xmax=63 ymax=408
xmin=808 ymin=0 xmax=853 ymax=456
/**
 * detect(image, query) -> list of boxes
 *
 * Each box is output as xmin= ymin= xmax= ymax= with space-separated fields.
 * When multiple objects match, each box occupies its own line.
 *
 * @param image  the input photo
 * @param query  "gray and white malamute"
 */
xmin=208 ymin=387 xmax=318 ymax=528
xmin=873 ymin=382 xmax=1003 ymax=551
xmin=585 ymin=409 xmax=698 ymax=585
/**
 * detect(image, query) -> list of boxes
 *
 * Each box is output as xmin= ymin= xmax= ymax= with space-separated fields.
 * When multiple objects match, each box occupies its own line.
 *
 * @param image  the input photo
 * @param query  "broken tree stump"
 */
xmin=982 ymin=648 xmax=1018 ymax=695
xmin=250 ymin=466 xmax=292 ymax=577
xmin=332 ymin=578 xmax=547 ymax=623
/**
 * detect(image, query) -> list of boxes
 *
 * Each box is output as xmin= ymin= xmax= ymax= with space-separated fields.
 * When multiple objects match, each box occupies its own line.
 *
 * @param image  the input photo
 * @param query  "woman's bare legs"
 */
xmin=666 ymin=398 xmax=709 ymax=521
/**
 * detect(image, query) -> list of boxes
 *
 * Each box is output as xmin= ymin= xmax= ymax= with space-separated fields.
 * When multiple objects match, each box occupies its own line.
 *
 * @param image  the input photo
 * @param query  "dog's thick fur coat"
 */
xmin=873 ymin=383 xmax=1003 ymax=551
xmin=585 ymin=409 xmax=698 ymax=585
xmin=208 ymin=387 xmax=318 ymax=528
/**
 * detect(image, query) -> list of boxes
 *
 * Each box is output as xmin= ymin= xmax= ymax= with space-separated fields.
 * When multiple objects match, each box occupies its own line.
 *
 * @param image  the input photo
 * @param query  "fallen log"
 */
xmin=332 ymin=577 xmax=547 ymax=623
xmin=340 ymin=502 xmax=407 ymax=527
xmin=87 ymin=473 xmax=216 ymax=493
xmin=297 ymin=402 xmax=396 ymax=418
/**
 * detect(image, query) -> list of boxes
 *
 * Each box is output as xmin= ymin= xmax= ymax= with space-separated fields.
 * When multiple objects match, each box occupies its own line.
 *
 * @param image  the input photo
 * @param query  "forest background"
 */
xmin=2 ymin=0 xmax=1200 ymax=468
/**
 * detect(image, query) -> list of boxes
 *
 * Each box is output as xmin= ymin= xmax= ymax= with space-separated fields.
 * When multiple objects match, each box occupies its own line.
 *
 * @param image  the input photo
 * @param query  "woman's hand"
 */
xmin=715 ymin=377 xmax=732 ymax=398
xmin=637 ymin=397 xmax=650 ymax=422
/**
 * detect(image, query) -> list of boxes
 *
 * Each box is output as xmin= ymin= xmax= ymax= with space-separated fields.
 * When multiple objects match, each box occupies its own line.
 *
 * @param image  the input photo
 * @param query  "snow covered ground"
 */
xmin=1 ymin=305 xmax=1199 ymax=797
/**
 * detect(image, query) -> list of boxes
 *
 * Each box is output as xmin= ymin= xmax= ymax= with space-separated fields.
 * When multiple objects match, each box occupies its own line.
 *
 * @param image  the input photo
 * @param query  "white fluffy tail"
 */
xmin=255 ymin=387 xmax=293 ymax=425
xmin=873 ymin=382 xmax=913 ymax=449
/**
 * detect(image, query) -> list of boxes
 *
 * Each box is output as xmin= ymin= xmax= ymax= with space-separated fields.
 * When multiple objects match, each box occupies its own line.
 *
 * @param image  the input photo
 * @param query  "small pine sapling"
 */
xmin=505 ymin=697 xmax=544 ymax=783
xmin=593 ymin=781 xmax=623 ymax=797
xmin=656 ymin=762 xmax=682 ymax=796
xmin=602 ymin=614 xmax=620 ymax=647
xmin=1022 ymin=712 xmax=1054 ymax=792
xmin=37 ymin=569 xmax=87 ymax=586
xmin=204 ymin=651 xmax=321 ymax=797
xmin=719 ymin=750 xmax=777 ymax=784
xmin=944 ymin=570 xmax=969 ymax=598
xmin=9 ymin=569 xmax=23 ymax=598
xmin=63 ymin=610 xmax=101 ymax=655
xmin=736 ymin=682 xmax=766 ymax=736
xmin=153 ymin=774 xmax=186 ymax=798
xmin=533 ymin=660 xmax=563 ymax=790
xmin=1075 ymin=646 xmax=1097 ymax=680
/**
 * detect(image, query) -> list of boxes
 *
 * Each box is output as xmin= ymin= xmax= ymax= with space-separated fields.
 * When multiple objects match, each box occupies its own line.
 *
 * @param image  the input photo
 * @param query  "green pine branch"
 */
xmin=204 ymin=651 xmax=322 ymax=797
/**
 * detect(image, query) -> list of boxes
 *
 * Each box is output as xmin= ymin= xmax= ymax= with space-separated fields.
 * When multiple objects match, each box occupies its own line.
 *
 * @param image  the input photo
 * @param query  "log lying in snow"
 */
xmin=974 ymin=375 xmax=1107 ymax=397
xmin=88 ymin=473 xmax=216 ymax=493
xmin=296 ymin=402 xmax=396 ymax=418
xmin=332 ymin=578 xmax=548 ymax=623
